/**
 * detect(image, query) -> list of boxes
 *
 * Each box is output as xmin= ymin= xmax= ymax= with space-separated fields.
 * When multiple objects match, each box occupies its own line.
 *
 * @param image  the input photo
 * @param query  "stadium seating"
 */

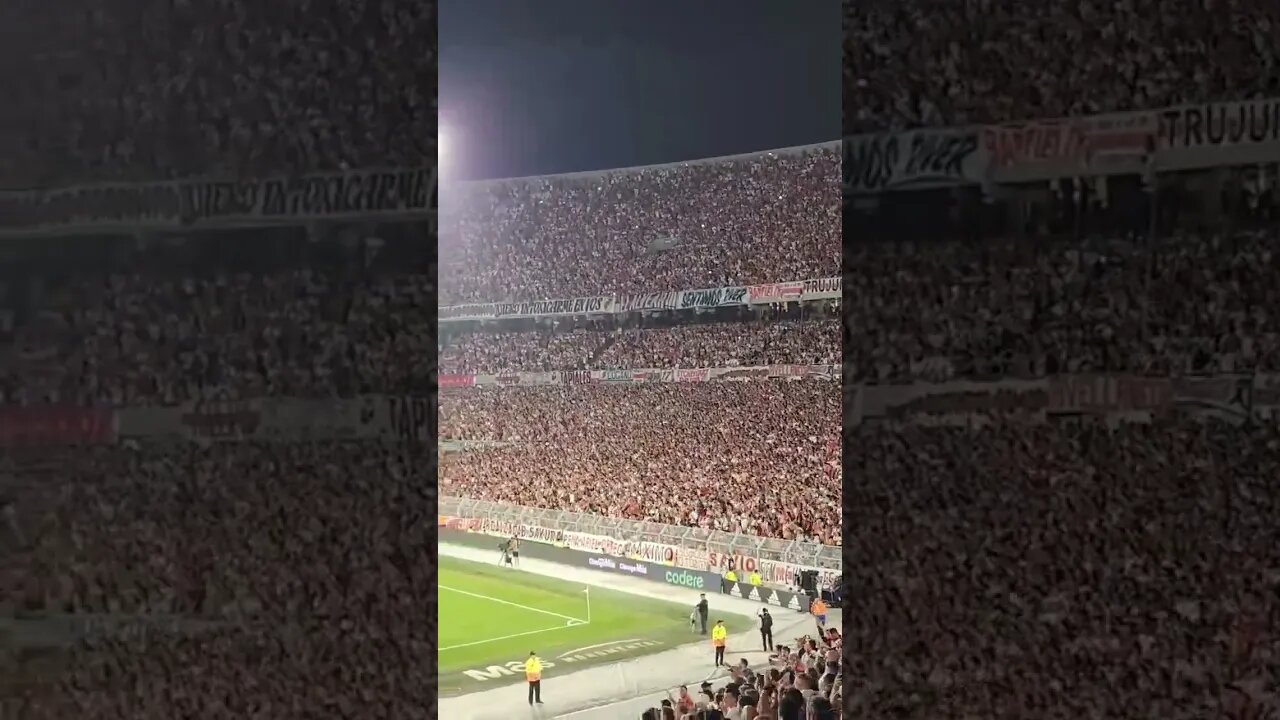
xmin=439 ymin=147 xmax=839 ymax=303
xmin=1 ymin=249 xmax=435 ymax=406
xmin=838 ymin=2 xmax=1280 ymax=716
xmin=3 ymin=146 xmax=840 ymax=720
xmin=843 ymin=0 xmax=1280 ymax=133
xmin=441 ymin=383 xmax=841 ymax=545
xmin=845 ymin=232 xmax=1280 ymax=382
xmin=439 ymin=319 xmax=840 ymax=374
xmin=3 ymin=439 xmax=439 ymax=718
xmin=641 ymin=640 xmax=841 ymax=719
xmin=842 ymin=421 xmax=1280 ymax=718
xmin=0 ymin=0 xmax=436 ymax=187
xmin=6 ymin=0 xmax=1280 ymax=715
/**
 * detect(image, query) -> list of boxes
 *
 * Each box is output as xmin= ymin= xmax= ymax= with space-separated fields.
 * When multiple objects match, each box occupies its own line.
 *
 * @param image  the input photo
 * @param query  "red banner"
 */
xmin=676 ymin=368 xmax=710 ymax=382
xmin=769 ymin=364 xmax=810 ymax=378
xmin=983 ymin=113 xmax=1156 ymax=171
xmin=0 ymin=405 xmax=115 ymax=447
xmin=708 ymin=550 xmax=768 ymax=577
xmin=438 ymin=374 xmax=475 ymax=388
xmin=631 ymin=541 xmax=679 ymax=566
xmin=707 ymin=550 xmax=831 ymax=588
xmin=984 ymin=120 xmax=1092 ymax=169
xmin=747 ymin=282 xmax=803 ymax=304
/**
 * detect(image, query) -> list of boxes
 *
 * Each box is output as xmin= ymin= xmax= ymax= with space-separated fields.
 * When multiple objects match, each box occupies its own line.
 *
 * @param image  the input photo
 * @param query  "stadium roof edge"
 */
xmin=446 ymin=140 xmax=840 ymax=188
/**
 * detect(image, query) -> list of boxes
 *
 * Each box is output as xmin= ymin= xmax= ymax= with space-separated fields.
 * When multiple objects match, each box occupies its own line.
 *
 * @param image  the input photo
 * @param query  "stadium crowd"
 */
xmin=0 ymin=0 xmax=436 ymax=187
xmin=644 ymin=635 xmax=842 ymax=719
xmin=0 ymin=261 xmax=435 ymax=406
xmin=844 ymin=0 xmax=1280 ymax=132
xmin=440 ymin=223 xmax=1280 ymax=385
xmin=847 ymin=230 xmax=1280 ymax=382
xmin=599 ymin=321 xmax=839 ymax=371
xmin=4 ymin=0 xmax=1280 ymax=716
xmin=843 ymin=420 xmax=1280 ymax=718
xmin=440 ymin=383 xmax=841 ymax=546
xmin=438 ymin=327 xmax=609 ymax=375
xmin=438 ymin=146 xmax=840 ymax=303
xmin=839 ymin=2 xmax=1280 ymax=716
xmin=7 ymin=624 xmax=437 ymax=720
xmin=5 ymin=222 xmax=1276 ymax=404
xmin=439 ymin=320 xmax=840 ymax=374
xmin=4 ymin=441 xmax=437 ymax=718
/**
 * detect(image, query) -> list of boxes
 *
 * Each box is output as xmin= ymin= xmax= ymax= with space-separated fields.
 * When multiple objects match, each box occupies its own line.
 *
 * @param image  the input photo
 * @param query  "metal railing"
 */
xmin=441 ymin=496 xmax=840 ymax=569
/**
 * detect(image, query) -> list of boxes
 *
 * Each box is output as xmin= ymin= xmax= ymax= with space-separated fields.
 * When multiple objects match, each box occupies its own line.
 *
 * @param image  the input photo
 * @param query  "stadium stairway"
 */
xmin=585 ymin=332 xmax=618 ymax=367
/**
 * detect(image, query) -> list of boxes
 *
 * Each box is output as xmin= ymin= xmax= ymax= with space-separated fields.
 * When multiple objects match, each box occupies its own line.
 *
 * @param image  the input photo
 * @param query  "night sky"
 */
xmin=439 ymin=0 xmax=840 ymax=181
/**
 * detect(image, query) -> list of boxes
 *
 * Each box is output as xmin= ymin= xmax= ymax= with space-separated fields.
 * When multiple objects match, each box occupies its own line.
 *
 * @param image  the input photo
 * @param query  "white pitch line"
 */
xmin=438 ymin=584 xmax=583 ymax=623
xmin=439 ymin=624 xmax=582 ymax=652
xmin=557 ymin=639 xmax=643 ymax=658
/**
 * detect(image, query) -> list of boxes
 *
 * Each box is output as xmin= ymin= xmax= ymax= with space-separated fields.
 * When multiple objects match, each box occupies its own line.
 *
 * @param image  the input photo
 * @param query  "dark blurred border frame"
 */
xmin=840 ymin=2 xmax=859 ymax=713
xmin=404 ymin=0 xmax=440 ymax=711
xmin=839 ymin=158 xmax=859 ymax=719
xmin=425 ymin=5 xmax=442 ymax=711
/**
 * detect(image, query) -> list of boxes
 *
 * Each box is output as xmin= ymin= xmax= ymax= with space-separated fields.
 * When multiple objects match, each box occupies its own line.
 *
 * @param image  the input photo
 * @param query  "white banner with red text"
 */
xmin=439 ymin=277 xmax=840 ymax=322
xmin=564 ymin=531 xmax=632 ymax=557
xmin=851 ymin=373 xmax=1280 ymax=427
xmin=980 ymin=97 xmax=1280 ymax=183
xmin=455 ymin=518 xmax=833 ymax=592
xmin=450 ymin=516 xmax=568 ymax=547
xmin=706 ymin=550 xmax=840 ymax=591
xmin=563 ymin=533 xmax=693 ymax=569
xmin=982 ymin=111 xmax=1157 ymax=183
xmin=0 ymin=166 xmax=436 ymax=237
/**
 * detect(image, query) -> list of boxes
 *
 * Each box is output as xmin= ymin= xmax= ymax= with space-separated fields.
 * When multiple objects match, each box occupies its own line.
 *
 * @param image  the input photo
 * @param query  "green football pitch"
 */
xmin=437 ymin=556 xmax=755 ymax=696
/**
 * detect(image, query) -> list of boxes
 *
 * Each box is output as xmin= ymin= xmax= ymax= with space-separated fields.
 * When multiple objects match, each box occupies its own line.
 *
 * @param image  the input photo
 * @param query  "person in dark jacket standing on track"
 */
xmin=696 ymin=593 xmax=709 ymax=635
xmin=757 ymin=608 xmax=774 ymax=651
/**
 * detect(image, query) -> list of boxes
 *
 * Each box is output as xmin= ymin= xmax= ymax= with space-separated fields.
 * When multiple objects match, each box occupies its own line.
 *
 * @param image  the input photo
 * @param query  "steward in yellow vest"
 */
xmin=525 ymin=652 xmax=543 ymax=705
xmin=711 ymin=620 xmax=728 ymax=667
